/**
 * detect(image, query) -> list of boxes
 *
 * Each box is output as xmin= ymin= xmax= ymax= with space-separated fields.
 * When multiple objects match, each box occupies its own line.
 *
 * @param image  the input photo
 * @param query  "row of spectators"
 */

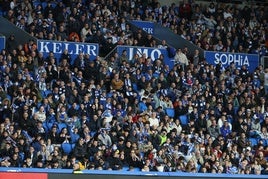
xmin=0 ymin=0 xmax=268 ymax=175
xmin=1 ymin=0 xmax=268 ymax=56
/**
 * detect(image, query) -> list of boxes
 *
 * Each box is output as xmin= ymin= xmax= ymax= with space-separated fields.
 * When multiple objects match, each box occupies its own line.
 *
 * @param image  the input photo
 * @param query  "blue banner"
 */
xmin=117 ymin=45 xmax=174 ymax=69
xmin=131 ymin=20 xmax=154 ymax=34
xmin=204 ymin=51 xmax=259 ymax=72
xmin=37 ymin=40 xmax=99 ymax=65
xmin=0 ymin=36 xmax=5 ymax=52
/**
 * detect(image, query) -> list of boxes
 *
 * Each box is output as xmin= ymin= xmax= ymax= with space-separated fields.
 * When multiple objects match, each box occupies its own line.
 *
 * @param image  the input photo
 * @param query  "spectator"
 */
xmin=6 ymin=34 xmax=18 ymax=54
xmin=174 ymin=48 xmax=189 ymax=71
xmin=73 ymin=138 xmax=87 ymax=161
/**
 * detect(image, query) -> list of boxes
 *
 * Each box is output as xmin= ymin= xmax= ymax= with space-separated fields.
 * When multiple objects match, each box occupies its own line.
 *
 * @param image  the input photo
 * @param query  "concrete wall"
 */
xmin=0 ymin=16 xmax=37 ymax=46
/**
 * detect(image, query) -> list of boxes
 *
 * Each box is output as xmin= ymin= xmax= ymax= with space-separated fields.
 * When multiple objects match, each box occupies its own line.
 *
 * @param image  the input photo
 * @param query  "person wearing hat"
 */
xmin=102 ymin=36 xmax=116 ymax=56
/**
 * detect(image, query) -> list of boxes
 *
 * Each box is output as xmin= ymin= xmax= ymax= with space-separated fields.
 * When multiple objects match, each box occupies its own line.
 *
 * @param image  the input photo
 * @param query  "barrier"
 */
xmin=37 ymin=40 xmax=99 ymax=65
xmin=117 ymin=45 xmax=175 ymax=69
xmin=204 ymin=51 xmax=259 ymax=72
xmin=0 ymin=167 xmax=267 ymax=179
xmin=0 ymin=35 xmax=5 ymax=52
xmin=130 ymin=20 xmax=155 ymax=35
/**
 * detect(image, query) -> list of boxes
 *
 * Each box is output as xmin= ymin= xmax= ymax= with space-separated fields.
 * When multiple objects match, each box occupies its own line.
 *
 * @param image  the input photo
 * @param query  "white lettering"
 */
xmin=150 ymin=49 xmax=161 ymax=61
xmin=214 ymin=53 xmax=220 ymax=64
xmin=244 ymin=56 xmax=249 ymax=66
xmin=53 ymin=42 xmax=62 ymax=54
xmin=86 ymin=45 xmax=97 ymax=56
xmin=214 ymin=53 xmax=252 ymax=67
xmin=38 ymin=41 xmax=99 ymax=61
xmin=221 ymin=54 xmax=228 ymax=65
xmin=75 ymin=44 xmax=84 ymax=55
xmin=142 ymin=28 xmax=153 ymax=34
xmin=137 ymin=48 xmax=148 ymax=58
xmin=125 ymin=47 xmax=163 ymax=61
xmin=233 ymin=54 xmax=240 ymax=65
xmin=128 ymin=48 xmax=134 ymax=61
xmin=39 ymin=41 xmax=50 ymax=53
xmin=228 ymin=54 xmax=234 ymax=64
xmin=63 ymin=43 xmax=73 ymax=54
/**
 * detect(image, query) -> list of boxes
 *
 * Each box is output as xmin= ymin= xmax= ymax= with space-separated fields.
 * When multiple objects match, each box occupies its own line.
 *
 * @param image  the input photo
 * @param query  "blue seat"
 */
xmin=166 ymin=108 xmax=175 ymax=118
xmin=179 ymin=115 xmax=188 ymax=126
xmin=6 ymin=94 xmax=12 ymax=101
xmin=43 ymin=89 xmax=52 ymax=97
xmin=42 ymin=2 xmax=47 ymax=9
xmin=106 ymin=92 xmax=113 ymax=98
xmin=132 ymin=83 xmax=138 ymax=92
xmin=153 ymin=73 xmax=159 ymax=78
xmin=249 ymin=138 xmax=258 ymax=147
xmin=61 ymin=143 xmax=73 ymax=155
xmin=46 ymin=122 xmax=54 ymax=132
xmin=33 ymin=2 xmax=41 ymax=9
xmin=42 ymin=122 xmax=48 ymax=132
xmin=70 ymin=132 xmax=80 ymax=144
xmin=50 ymin=2 xmax=57 ymax=8
xmin=57 ymin=123 xmax=67 ymax=133
xmin=233 ymin=106 xmax=239 ymax=115
xmin=71 ymin=144 xmax=76 ymax=150
xmin=262 ymin=139 xmax=268 ymax=147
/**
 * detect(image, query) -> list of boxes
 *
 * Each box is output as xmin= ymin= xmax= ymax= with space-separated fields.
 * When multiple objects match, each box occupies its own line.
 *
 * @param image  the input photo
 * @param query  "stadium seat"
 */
xmin=61 ymin=143 xmax=73 ymax=155
xmin=233 ymin=106 xmax=239 ymax=115
xmin=33 ymin=1 xmax=41 ymax=9
xmin=179 ymin=115 xmax=188 ymax=126
xmin=57 ymin=123 xmax=67 ymax=133
xmin=153 ymin=73 xmax=159 ymax=78
xmin=262 ymin=139 xmax=268 ymax=147
xmin=71 ymin=143 xmax=76 ymax=150
xmin=41 ymin=89 xmax=52 ymax=98
xmin=19 ymin=152 xmax=25 ymax=165
xmin=249 ymin=138 xmax=258 ymax=147
xmin=44 ymin=89 xmax=52 ymax=97
xmin=70 ymin=132 xmax=80 ymax=144
xmin=50 ymin=2 xmax=57 ymax=8
xmin=41 ymin=2 xmax=47 ymax=9
xmin=132 ymin=83 xmax=138 ymax=91
xmin=46 ymin=122 xmax=54 ymax=132
xmin=106 ymin=92 xmax=113 ymax=98
xmin=166 ymin=108 xmax=175 ymax=118
xmin=42 ymin=122 xmax=48 ymax=133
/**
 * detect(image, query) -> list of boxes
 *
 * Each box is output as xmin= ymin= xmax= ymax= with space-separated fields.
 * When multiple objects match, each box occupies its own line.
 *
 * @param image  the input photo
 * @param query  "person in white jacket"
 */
xmin=174 ymin=48 xmax=189 ymax=71
xmin=264 ymin=68 xmax=268 ymax=95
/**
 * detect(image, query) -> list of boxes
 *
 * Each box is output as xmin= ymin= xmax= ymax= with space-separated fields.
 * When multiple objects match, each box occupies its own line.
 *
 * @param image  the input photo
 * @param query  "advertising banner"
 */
xmin=0 ymin=172 xmax=47 ymax=179
xmin=0 ymin=36 xmax=5 ymax=52
xmin=117 ymin=45 xmax=175 ymax=69
xmin=37 ymin=40 xmax=99 ymax=65
xmin=204 ymin=51 xmax=259 ymax=72
xmin=131 ymin=20 xmax=154 ymax=34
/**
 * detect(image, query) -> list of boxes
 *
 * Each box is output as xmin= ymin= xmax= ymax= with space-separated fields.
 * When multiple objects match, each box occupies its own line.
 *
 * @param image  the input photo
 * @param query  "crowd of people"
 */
xmin=0 ymin=0 xmax=268 ymax=175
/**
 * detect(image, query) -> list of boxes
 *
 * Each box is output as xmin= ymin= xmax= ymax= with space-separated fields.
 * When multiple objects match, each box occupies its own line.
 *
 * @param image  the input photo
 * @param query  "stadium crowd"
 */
xmin=0 ymin=0 xmax=268 ymax=175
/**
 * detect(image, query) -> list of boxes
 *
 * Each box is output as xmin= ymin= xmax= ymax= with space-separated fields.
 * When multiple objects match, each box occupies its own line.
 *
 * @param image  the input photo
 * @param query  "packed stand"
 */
xmin=1 ymin=0 xmax=267 ymax=56
xmin=0 ymin=0 xmax=268 ymax=175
